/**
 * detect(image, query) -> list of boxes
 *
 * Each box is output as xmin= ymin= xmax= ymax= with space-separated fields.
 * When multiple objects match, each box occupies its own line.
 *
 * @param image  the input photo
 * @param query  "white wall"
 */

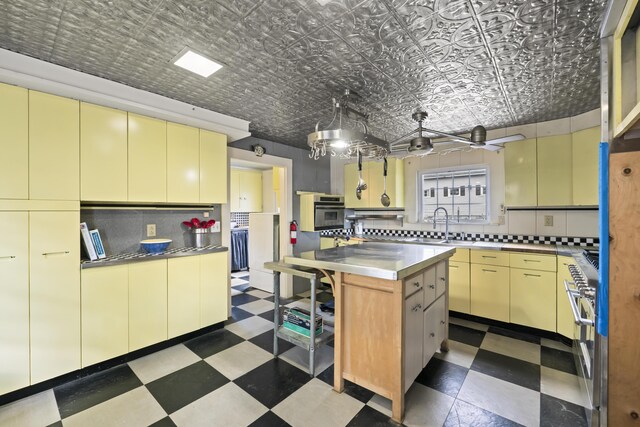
xmin=331 ymin=109 xmax=601 ymax=238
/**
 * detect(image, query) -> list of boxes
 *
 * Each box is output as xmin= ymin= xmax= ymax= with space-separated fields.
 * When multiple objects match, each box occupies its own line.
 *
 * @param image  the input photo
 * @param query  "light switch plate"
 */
xmin=203 ymin=212 xmax=209 ymax=218
xmin=544 ymin=215 xmax=553 ymax=227
xmin=211 ymin=222 xmax=221 ymax=233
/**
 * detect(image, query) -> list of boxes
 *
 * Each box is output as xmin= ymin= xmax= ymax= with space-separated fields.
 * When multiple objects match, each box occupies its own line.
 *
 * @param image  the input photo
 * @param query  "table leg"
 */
xmin=309 ymin=276 xmax=316 ymax=377
xmin=273 ymin=271 xmax=280 ymax=357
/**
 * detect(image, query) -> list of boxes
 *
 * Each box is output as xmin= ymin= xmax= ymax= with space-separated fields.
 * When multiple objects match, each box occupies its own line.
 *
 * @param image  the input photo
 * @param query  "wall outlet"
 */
xmin=544 ymin=215 xmax=554 ymax=227
xmin=203 ymin=212 xmax=209 ymax=218
xmin=146 ymin=224 xmax=156 ymax=237
xmin=211 ymin=222 xmax=221 ymax=233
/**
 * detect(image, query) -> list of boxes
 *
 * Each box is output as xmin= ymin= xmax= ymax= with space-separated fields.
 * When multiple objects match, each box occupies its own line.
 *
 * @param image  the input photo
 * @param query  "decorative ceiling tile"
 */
xmin=0 ymin=0 xmax=607 ymax=149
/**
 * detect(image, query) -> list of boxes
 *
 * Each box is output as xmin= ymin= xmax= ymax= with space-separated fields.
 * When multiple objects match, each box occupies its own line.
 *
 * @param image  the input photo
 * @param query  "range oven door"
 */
xmin=314 ymin=204 xmax=344 ymax=230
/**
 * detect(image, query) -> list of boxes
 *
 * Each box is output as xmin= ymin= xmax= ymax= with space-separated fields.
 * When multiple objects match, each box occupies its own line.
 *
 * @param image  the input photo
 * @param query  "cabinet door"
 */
xmin=423 ymin=265 xmax=437 ymax=307
xmin=557 ymin=256 xmax=576 ymax=338
xmin=200 ymin=129 xmax=227 ymax=204
xmin=449 ymin=261 xmax=470 ymax=313
xmin=0 ymin=211 xmax=29 ymax=394
xmin=29 ymin=91 xmax=80 ymax=201
xmin=470 ymin=264 xmax=509 ymax=322
xmin=572 ymin=127 xmax=600 ymax=206
xmin=537 ymin=134 xmax=572 ymax=206
xmin=344 ymin=162 xmax=369 ymax=208
xmin=129 ymin=260 xmax=167 ymax=351
xmin=200 ymin=253 xmax=229 ymax=327
xmin=168 ymin=257 xmax=200 ymax=338
xmin=241 ymin=170 xmax=263 ymax=212
xmin=167 ymin=122 xmax=200 ymax=203
xmin=128 ymin=113 xmax=167 ymax=202
xmin=81 ymin=265 xmax=129 ymax=367
xmin=230 ymin=169 xmax=241 ymax=211
xmin=504 ymin=138 xmax=537 ymax=207
xmin=29 ymin=210 xmax=80 ymax=383
xmin=423 ymin=295 xmax=446 ymax=368
xmin=510 ymin=268 xmax=556 ymax=331
xmin=404 ymin=290 xmax=424 ymax=392
xmin=80 ymin=103 xmax=128 ymax=201
xmin=434 ymin=296 xmax=447 ymax=351
xmin=0 ymin=83 xmax=28 ymax=199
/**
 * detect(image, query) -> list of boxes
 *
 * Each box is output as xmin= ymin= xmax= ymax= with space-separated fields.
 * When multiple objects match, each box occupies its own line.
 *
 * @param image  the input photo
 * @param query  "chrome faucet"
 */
xmin=433 ymin=207 xmax=450 ymax=243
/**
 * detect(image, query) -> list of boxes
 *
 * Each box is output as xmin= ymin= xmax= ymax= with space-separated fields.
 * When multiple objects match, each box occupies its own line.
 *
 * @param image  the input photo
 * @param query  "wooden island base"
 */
xmin=331 ymin=263 xmax=449 ymax=423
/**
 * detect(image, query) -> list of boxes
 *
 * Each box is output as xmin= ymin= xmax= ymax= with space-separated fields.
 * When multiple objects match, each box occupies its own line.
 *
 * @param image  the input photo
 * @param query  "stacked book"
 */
xmin=282 ymin=307 xmax=323 ymax=338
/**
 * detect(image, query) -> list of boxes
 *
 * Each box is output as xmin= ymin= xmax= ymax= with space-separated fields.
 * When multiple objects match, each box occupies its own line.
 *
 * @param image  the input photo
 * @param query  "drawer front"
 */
xmin=422 ymin=265 xmax=437 ymax=308
xmin=435 ymin=261 xmax=447 ymax=298
xmin=510 ymin=253 xmax=556 ymax=272
xmin=510 ymin=268 xmax=556 ymax=331
xmin=471 ymin=249 xmax=509 ymax=267
xmin=404 ymin=271 xmax=424 ymax=297
xmin=450 ymin=248 xmax=469 ymax=263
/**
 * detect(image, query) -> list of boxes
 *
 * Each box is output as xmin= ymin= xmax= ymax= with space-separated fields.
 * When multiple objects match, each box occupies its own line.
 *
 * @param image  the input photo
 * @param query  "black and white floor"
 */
xmin=0 ymin=271 xmax=589 ymax=426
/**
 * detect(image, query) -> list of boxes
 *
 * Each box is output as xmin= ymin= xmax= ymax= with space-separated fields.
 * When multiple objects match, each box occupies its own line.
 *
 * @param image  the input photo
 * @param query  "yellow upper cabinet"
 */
xmin=572 ymin=127 xmax=600 ymax=205
xmin=128 ymin=113 xmax=167 ymax=202
xmin=0 ymin=83 xmax=28 ymax=200
xmin=167 ymin=122 xmax=200 ymax=203
xmin=504 ymin=138 xmax=537 ymax=207
xmin=345 ymin=159 xmax=404 ymax=208
xmin=80 ymin=103 xmax=128 ymax=202
xmin=537 ymin=134 xmax=572 ymax=206
xmin=29 ymin=91 xmax=80 ymax=201
xmin=230 ymin=169 xmax=241 ymax=211
xmin=200 ymin=129 xmax=227 ymax=204
xmin=230 ymin=168 xmax=263 ymax=212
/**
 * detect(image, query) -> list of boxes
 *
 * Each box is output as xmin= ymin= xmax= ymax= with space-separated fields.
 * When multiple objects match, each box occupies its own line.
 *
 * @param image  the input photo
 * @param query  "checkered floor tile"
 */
xmin=0 ymin=273 xmax=589 ymax=426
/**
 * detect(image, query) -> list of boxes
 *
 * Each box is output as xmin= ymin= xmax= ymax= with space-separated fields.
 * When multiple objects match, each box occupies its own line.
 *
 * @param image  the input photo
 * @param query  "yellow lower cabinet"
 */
xmin=168 ymin=257 xmax=200 ymax=338
xmin=510 ymin=268 xmax=556 ymax=331
xmin=129 ymin=260 xmax=168 ymax=351
xmin=0 ymin=211 xmax=29 ymax=394
xmin=200 ymin=253 xmax=229 ymax=327
xmin=470 ymin=264 xmax=510 ymax=322
xmin=81 ymin=265 xmax=129 ymax=367
xmin=449 ymin=261 xmax=470 ymax=313
xmin=557 ymin=256 xmax=576 ymax=338
xmin=29 ymin=211 xmax=81 ymax=383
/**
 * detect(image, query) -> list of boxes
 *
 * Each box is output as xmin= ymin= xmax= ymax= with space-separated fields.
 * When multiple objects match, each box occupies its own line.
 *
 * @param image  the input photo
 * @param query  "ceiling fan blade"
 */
xmin=479 ymin=144 xmax=503 ymax=151
xmin=485 ymin=134 xmax=525 ymax=145
xmin=389 ymin=128 xmax=421 ymax=146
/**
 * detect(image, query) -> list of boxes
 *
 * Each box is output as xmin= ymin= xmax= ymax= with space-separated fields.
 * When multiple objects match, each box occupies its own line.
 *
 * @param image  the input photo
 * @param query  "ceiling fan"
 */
xmin=388 ymin=111 xmax=524 ymax=154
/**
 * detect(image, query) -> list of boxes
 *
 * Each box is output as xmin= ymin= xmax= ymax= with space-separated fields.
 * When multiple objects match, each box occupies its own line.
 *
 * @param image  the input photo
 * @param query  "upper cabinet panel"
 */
xmin=505 ymin=138 xmax=537 ymax=207
xmin=128 ymin=113 xmax=167 ymax=203
xmin=199 ymin=129 xmax=227 ymax=204
xmin=167 ymin=123 xmax=199 ymax=203
xmin=29 ymin=91 xmax=80 ymax=201
xmin=80 ymin=103 xmax=128 ymax=202
xmin=0 ymin=83 xmax=28 ymax=200
xmin=572 ymin=127 xmax=600 ymax=206
xmin=537 ymin=134 xmax=573 ymax=206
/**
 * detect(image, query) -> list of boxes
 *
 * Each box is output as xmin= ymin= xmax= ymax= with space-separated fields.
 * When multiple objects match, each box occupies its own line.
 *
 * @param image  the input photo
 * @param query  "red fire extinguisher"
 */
xmin=290 ymin=220 xmax=298 ymax=245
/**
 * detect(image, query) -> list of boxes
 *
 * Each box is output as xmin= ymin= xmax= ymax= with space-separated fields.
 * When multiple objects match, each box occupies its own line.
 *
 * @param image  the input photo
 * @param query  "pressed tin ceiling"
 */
xmin=0 ymin=0 xmax=606 ymax=149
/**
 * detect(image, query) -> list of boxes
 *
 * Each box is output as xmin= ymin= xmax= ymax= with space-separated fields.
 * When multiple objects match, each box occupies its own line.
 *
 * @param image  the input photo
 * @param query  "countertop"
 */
xmin=336 ymin=235 xmax=594 ymax=256
xmin=284 ymin=242 xmax=455 ymax=281
xmin=81 ymin=245 xmax=228 ymax=269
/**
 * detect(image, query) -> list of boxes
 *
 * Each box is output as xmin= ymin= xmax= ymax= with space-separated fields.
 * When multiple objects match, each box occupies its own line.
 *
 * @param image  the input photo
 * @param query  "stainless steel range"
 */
xmin=564 ymin=250 xmax=605 ymax=426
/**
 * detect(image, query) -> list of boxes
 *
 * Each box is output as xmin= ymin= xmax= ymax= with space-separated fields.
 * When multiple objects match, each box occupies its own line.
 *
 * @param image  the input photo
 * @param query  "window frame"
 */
xmin=418 ymin=164 xmax=491 ymax=225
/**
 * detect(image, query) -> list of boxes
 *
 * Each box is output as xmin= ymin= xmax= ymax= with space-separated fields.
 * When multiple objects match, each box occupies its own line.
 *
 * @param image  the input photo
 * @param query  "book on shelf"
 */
xmin=89 ymin=229 xmax=106 ymax=259
xmin=80 ymin=222 xmax=98 ymax=261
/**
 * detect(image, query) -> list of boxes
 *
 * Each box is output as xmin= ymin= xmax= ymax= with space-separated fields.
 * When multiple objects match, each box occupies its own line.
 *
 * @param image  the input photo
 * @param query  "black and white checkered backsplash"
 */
xmin=320 ymin=228 xmax=598 ymax=247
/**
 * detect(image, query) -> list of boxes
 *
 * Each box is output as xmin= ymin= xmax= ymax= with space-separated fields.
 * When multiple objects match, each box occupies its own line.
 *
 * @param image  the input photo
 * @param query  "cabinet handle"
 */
xmin=440 ymin=320 xmax=446 ymax=325
xmin=482 ymin=269 xmax=497 ymax=273
xmin=414 ymin=282 xmax=421 ymax=288
xmin=42 ymin=251 xmax=70 ymax=256
xmin=481 ymin=255 xmax=496 ymax=258
xmin=0 ymin=255 xmax=16 ymax=259
xmin=439 ymin=277 xmax=445 ymax=281
xmin=523 ymin=259 xmax=541 ymax=263
xmin=428 ymin=284 xmax=435 ymax=289
xmin=430 ymin=332 xmax=435 ymax=337
xmin=412 ymin=304 xmax=422 ymax=312
xmin=524 ymin=273 xmax=541 ymax=278
xmin=450 ymin=265 xmax=459 ymax=269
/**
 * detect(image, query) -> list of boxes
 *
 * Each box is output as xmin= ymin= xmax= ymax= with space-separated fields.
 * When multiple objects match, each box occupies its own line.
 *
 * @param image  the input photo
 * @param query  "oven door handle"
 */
xmin=564 ymin=280 xmax=595 ymax=327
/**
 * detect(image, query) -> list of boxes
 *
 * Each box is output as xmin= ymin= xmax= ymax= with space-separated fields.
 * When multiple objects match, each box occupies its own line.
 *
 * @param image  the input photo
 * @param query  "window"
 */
xmin=420 ymin=166 xmax=489 ymax=224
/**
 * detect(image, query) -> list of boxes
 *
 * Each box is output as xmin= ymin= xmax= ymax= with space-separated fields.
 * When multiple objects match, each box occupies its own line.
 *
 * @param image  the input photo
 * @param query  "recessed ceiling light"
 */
xmin=172 ymin=47 xmax=222 ymax=78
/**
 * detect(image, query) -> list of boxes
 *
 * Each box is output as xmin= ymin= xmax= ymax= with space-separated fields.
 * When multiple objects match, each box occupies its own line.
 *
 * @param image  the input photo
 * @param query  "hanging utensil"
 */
xmin=356 ymin=149 xmax=367 ymax=200
xmin=381 ymin=157 xmax=390 ymax=207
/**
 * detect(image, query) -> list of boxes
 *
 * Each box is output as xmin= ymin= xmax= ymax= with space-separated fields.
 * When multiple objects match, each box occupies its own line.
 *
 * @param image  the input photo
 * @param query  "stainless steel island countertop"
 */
xmin=284 ymin=242 xmax=455 ymax=281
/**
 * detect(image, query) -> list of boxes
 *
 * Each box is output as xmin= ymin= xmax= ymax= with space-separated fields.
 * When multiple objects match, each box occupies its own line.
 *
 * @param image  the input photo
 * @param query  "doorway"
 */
xmin=222 ymin=148 xmax=294 ymax=306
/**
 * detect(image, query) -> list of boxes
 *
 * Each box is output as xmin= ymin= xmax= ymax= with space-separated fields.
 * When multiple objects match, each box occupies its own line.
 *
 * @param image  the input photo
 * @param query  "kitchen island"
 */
xmin=284 ymin=243 xmax=455 ymax=423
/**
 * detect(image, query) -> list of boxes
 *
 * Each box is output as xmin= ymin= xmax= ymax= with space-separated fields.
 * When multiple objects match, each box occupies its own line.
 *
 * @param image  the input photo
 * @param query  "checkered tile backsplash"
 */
xmin=320 ymin=228 xmax=599 ymax=247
